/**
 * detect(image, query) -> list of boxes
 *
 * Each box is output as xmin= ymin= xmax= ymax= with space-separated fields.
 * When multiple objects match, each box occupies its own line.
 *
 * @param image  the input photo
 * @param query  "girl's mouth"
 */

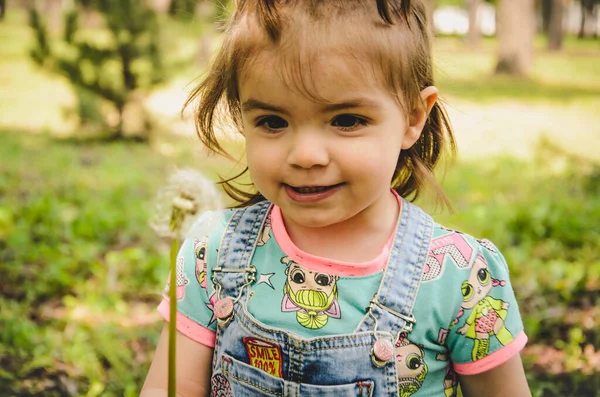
xmin=284 ymin=184 xmax=343 ymax=203
xmin=288 ymin=185 xmax=339 ymax=194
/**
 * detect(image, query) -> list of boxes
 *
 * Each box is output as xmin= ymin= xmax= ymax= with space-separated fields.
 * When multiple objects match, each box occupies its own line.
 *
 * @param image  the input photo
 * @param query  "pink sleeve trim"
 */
xmin=157 ymin=299 xmax=216 ymax=348
xmin=453 ymin=331 xmax=528 ymax=375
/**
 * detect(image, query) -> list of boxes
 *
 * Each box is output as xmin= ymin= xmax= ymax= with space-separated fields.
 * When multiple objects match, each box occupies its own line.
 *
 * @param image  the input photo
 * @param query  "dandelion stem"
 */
xmin=168 ymin=238 xmax=179 ymax=397
xmin=151 ymin=168 xmax=221 ymax=397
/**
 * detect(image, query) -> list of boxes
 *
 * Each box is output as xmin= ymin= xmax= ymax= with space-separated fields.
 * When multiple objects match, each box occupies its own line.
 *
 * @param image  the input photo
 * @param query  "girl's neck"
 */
xmin=280 ymin=191 xmax=400 ymax=263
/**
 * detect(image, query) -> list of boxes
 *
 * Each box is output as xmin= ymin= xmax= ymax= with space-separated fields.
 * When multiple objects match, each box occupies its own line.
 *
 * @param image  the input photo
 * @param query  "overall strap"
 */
xmin=212 ymin=201 xmax=272 ymax=300
xmin=358 ymin=199 xmax=434 ymax=339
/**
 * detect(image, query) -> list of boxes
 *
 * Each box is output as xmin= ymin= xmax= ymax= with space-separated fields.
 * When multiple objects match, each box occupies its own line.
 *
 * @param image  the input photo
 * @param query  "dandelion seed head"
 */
xmin=150 ymin=168 xmax=222 ymax=240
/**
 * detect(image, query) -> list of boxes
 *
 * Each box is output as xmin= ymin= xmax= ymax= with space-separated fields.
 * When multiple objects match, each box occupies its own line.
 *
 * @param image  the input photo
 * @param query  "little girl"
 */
xmin=142 ymin=1 xmax=531 ymax=396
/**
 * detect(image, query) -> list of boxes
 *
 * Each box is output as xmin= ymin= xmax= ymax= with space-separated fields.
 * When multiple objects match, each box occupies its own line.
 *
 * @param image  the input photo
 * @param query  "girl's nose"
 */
xmin=286 ymin=129 xmax=330 ymax=169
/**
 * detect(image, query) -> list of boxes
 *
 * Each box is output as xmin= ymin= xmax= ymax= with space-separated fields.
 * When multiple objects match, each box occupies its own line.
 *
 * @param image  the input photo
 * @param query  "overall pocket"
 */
xmin=219 ymin=354 xmax=374 ymax=397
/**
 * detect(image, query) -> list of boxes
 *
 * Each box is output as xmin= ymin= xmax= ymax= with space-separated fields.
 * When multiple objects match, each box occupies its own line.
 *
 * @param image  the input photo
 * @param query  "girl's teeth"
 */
xmin=294 ymin=186 xmax=329 ymax=193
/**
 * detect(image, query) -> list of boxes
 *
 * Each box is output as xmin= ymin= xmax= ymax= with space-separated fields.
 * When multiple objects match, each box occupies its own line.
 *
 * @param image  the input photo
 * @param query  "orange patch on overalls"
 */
xmin=243 ymin=337 xmax=283 ymax=378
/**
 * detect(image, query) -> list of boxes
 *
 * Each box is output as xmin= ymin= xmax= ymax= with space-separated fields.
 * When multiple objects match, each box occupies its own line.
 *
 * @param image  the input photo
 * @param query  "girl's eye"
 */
xmin=331 ymin=114 xmax=368 ymax=131
xmin=256 ymin=116 xmax=288 ymax=131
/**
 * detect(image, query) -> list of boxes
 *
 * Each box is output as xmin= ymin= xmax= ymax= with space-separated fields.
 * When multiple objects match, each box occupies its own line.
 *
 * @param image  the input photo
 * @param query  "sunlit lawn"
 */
xmin=434 ymin=35 xmax=600 ymax=108
xmin=432 ymin=37 xmax=600 ymax=162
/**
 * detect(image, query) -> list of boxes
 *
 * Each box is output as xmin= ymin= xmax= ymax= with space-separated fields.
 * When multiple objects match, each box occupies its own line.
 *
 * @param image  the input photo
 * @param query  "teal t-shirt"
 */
xmin=160 ymin=206 xmax=526 ymax=396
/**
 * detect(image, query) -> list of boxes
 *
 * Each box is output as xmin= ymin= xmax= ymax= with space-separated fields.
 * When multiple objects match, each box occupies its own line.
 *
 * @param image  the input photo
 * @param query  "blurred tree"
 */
xmin=495 ymin=0 xmax=535 ymax=76
xmin=169 ymin=0 xmax=196 ymax=19
xmin=541 ymin=0 xmax=552 ymax=33
xmin=145 ymin=0 xmax=171 ymax=13
xmin=467 ymin=0 xmax=482 ymax=47
xmin=0 ymin=0 xmax=5 ymax=20
xmin=548 ymin=0 xmax=565 ymax=51
xmin=21 ymin=0 xmax=34 ymax=10
xmin=193 ymin=1 xmax=233 ymax=67
xmin=29 ymin=0 xmax=164 ymax=140
xmin=579 ymin=0 xmax=599 ymax=38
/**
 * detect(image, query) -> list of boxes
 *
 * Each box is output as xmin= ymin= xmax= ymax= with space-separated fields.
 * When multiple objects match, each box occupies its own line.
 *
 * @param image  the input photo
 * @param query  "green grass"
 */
xmin=0 ymin=132 xmax=167 ymax=396
xmin=0 ymin=129 xmax=234 ymax=396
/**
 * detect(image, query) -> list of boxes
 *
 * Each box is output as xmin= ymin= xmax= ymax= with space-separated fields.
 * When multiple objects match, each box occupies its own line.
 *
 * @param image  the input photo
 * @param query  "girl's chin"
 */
xmin=279 ymin=207 xmax=353 ymax=230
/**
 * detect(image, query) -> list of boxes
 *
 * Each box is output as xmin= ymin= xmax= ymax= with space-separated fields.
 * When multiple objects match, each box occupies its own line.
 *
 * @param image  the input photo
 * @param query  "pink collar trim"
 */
xmin=270 ymin=191 xmax=402 ymax=277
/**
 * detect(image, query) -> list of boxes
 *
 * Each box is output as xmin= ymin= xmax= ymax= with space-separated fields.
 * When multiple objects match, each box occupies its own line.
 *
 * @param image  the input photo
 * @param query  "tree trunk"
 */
xmin=579 ymin=0 xmax=586 ymax=37
xmin=196 ymin=1 xmax=215 ymax=65
xmin=22 ymin=0 xmax=35 ymax=11
xmin=495 ymin=0 xmax=535 ymax=77
xmin=541 ymin=0 xmax=552 ymax=33
xmin=547 ymin=0 xmax=564 ymax=51
xmin=467 ymin=0 xmax=482 ymax=48
xmin=0 ymin=0 xmax=6 ymax=20
xmin=594 ymin=4 xmax=599 ymax=38
xmin=579 ymin=0 xmax=598 ymax=38
xmin=145 ymin=0 xmax=170 ymax=13
xmin=43 ymin=0 xmax=63 ymax=32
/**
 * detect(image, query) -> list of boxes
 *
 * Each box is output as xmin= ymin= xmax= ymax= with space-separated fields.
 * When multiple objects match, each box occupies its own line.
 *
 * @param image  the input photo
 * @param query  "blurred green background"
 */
xmin=0 ymin=0 xmax=599 ymax=396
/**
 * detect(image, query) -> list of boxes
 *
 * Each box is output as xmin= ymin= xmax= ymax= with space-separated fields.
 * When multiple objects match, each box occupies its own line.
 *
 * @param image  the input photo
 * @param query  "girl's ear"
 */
xmin=402 ymin=86 xmax=439 ymax=150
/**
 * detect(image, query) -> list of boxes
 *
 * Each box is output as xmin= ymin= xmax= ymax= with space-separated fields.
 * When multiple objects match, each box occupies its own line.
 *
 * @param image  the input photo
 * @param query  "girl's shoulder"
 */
xmin=186 ymin=209 xmax=233 ymax=240
xmin=185 ymin=201 xmax=272 ymax=246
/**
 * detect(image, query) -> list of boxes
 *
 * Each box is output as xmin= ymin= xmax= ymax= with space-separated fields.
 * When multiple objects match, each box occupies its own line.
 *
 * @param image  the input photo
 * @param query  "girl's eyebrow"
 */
xmin=242 ymin=99 xmax=289 ymax=115
xmin=241 ymin=98 xmax=382 ymax=114
xmin=321 ymin=99 xmax=381 ymax=112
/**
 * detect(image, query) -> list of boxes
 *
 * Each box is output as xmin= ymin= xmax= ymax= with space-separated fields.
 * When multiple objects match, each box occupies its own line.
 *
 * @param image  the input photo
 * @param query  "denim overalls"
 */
xmin=210 ymin=199 xmax=433 ymax=396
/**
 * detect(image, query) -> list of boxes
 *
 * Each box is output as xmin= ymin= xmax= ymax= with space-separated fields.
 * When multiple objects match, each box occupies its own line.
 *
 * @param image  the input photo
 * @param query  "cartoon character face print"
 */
xmin=164 ymin=256 xmax=189 ymax=300
xmin=460 ymin=256 xmax=493 ymax=310
xmin=194 ymin=238 xmax=208 ymax=289
xmin=455 ymin=255 xmax=513 ymax=361
xmin=281 ymin=256 xmax=341 ymax=329
xmin=395 ymin=333 xmax=428 ymax=397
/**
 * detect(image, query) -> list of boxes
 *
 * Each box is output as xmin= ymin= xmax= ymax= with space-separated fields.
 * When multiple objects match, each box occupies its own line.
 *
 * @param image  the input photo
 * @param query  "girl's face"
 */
xmin=239 ymin=51 xmax=424 ymax=232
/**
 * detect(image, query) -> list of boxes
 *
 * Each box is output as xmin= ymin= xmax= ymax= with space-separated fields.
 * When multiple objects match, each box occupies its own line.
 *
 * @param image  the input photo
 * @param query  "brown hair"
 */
xmin=185 ymin=0 xmax=456 ymax=208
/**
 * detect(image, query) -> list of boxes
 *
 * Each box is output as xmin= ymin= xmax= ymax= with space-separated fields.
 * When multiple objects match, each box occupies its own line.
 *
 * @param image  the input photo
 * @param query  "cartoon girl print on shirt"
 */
xmin=395 ymin=333 xmax=428 ymax=397
xmin=435 ymin=328 xmax=458 ymax=397
xmin=164 ymin=256 xmax=189 ymax=300
xmin=194 ymin=238 xmax=208 ymax=289
xmin=281 ymin=256 xmax=341 ymax=329
xmin=455 ymin=255 xmax=514 ymax=361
